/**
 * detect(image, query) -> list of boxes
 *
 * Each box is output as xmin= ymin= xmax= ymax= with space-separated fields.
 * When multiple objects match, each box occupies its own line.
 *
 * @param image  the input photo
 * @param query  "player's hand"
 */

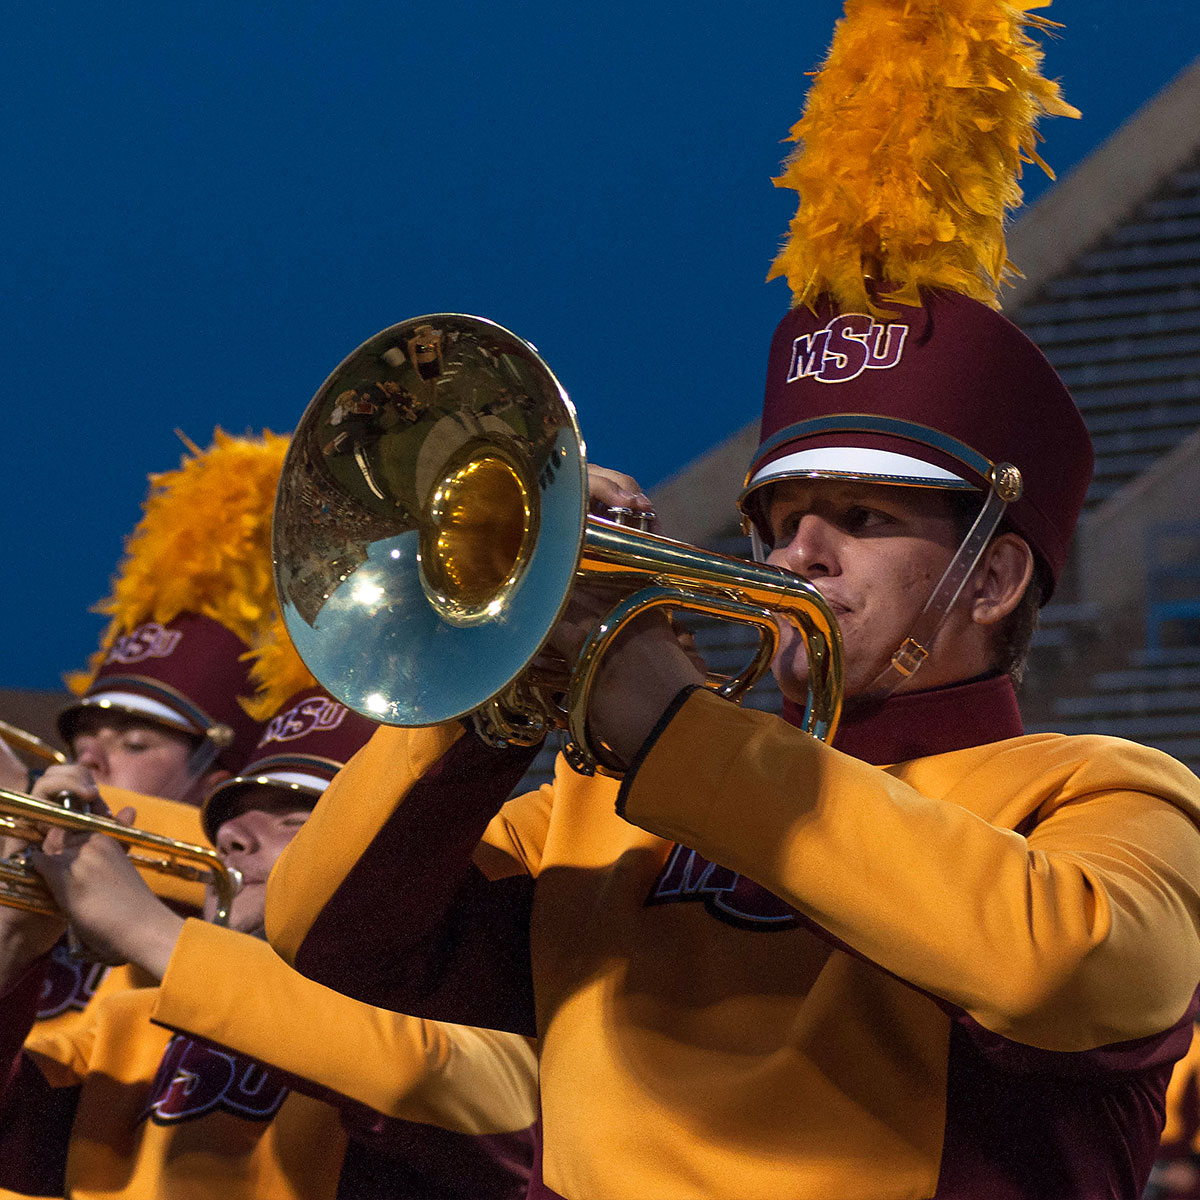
xmin=30 ymin=763 xmax=101 ymax=809
xmin=29 ymin=807 xmax=184 ymax=980
xmin=551 ymin=589 xmax=705 ymax=772
xmin=587 ymin=466 xmax=659 ymax=532
xmin=0 ymin=765 xmax=82 ymax=982
xmin=547 ymin=466 xmax=705 ymax=771
xmin=0 ymin=885 xmax=68 ymax=985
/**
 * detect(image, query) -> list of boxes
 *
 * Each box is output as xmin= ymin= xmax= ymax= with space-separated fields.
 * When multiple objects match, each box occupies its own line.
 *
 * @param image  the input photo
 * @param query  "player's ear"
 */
xmin=971 ymin=533 xmax=1034 ymax=627
xmin=200 ymin=767 xmax=232 ymax=793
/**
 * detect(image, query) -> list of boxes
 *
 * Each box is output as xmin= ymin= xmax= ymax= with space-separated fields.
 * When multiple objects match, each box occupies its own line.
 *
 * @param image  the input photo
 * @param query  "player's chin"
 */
xmin=770 ymin=653 xmax=813 ymax=707
xmin=223 ymin=885 xmax=267 ymax=935
xmin=773 ymin=634 xmax=882 ymax=708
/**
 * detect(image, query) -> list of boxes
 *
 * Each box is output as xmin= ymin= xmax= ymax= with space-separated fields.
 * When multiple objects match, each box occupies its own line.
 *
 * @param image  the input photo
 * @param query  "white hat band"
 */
xmin=749 ymin=446 xmax=969 ymax=489
xmin=77 ymin=690 xmax=197 ymax=733
xmin=239 ymin=768 xmax=331 ymax=795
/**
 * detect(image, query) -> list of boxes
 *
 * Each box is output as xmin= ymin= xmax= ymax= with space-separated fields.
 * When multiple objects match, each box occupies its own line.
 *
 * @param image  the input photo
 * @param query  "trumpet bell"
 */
xmin=273 ymin=315 xmax=589 ymax=727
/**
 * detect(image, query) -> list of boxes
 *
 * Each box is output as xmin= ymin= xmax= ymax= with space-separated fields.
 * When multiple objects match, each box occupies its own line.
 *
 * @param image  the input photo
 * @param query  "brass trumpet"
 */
xmin=273 ymin=314 xmax=843 ymax=775
xmin=0 ymin=787 xmax=241 ymax=926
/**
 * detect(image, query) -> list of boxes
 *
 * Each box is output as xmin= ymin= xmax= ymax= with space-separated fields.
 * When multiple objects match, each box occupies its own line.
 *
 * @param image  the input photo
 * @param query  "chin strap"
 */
xmin=866 ymin=463 xmax=1022 ymax=697
xmin=185 ymin=723 xmax=234 ymax=785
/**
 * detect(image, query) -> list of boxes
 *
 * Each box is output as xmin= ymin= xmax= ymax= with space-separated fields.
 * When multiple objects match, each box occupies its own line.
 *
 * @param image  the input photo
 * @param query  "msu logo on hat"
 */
xmin=103 ymin=622 xmax=184 ymax=666
xmin=201 ymin=686 xmax=378 ymax=842
xmin=786 ymin=313 xmax=910 ymax=385
xmin=257 ymin=694 xmax=348 ymax=748
xmin=58 ymin=613 xmax=263 ymax=773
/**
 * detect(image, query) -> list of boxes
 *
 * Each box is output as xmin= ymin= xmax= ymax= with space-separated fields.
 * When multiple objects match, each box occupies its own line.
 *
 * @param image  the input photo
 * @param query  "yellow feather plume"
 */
xmin=769 ymin=0 xmax=1080 ymax=313
xmin=240 ymin=613 xmax=319 ymax=722
xmin=67 ymin=429 xmax=290 ymax=696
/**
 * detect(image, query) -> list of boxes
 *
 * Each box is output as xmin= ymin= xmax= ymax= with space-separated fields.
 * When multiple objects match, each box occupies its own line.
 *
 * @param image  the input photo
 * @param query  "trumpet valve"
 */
xmin=597 ymin=505 xmax=655 ymax=532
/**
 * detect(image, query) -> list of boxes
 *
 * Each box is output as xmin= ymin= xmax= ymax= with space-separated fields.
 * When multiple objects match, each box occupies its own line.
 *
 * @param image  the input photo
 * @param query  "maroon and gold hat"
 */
xmin=59 ymin=430 xmax=290 ymax=776
xmin=740 ymin=289 xmax=1093 ymax=590
xmin=742 ymin=0 xmax=1086 ymax=599
xmin=201 ymin=686 xmax=377 ymax=841
xmin=57 ymin=613 xmax=263 ymax=773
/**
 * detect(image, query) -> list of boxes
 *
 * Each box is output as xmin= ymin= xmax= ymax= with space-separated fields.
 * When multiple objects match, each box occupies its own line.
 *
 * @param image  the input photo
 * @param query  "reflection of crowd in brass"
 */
xmin=275 ymin=450 xmax=398 ymax=628
xmin=4 ymin=5 xmax=1200 ymax=1200
xmin=321 ymin=379 xmax=425 ymax=459
xmin=279 ymin=318 xmax=571 ymax=641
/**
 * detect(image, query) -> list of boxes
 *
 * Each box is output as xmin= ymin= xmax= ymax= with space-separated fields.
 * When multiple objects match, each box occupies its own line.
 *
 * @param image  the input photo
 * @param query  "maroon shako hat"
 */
xmin=57 ymin=431 xmax=290 ymax=776
xmin=201 ymin=686 xmax=377 ymax=842
xmin=740 ymin=290 xmax=1094 ymax=595
xmin=57 ymin=613 xmax=263 ymax=773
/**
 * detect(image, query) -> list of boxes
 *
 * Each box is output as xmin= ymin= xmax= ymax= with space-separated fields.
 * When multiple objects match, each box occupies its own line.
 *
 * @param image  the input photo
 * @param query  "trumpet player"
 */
xmin=0 ymin=433 xmax=290 ymax=1072
xmin=0 ymin=684 xmax=536 ymax=1199
xmin=268 ymin=321 xmax=1200 ymax=1200
xmin=263 ymin=5 xmax=1200 ymax=1197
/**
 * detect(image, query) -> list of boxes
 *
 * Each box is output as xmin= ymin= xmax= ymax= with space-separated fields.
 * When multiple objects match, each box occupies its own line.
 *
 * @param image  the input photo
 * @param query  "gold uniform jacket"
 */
xmin=266 ymin=675 xmax=1200 ymax=1200
xmin=0 ymin=789 xmax=215 ymax=1200
xmin=0 ymin=916 xmax=536 ymax=1198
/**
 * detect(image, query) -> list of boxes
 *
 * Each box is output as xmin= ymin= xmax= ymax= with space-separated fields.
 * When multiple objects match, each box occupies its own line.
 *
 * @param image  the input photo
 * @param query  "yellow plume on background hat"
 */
xmin=67 ymin=429 xmax=291 ymax=696
xmin=240 ymin=612 xmax=319 ymax=722
xmin=769 ymin=0 xmax=1080 ymax=315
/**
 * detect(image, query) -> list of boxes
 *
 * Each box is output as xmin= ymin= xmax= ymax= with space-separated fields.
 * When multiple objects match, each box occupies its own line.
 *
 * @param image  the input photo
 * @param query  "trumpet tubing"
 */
xmin=0 ymin=718 xmax=67 ymax=766
xmin=0 ymin=787 xmax=241 ymax=926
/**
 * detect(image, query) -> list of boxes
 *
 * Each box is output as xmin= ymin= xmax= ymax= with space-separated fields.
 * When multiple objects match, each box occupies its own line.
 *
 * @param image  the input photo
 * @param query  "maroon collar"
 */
xmin=783 ymin=673 xmax=1024 ymax=766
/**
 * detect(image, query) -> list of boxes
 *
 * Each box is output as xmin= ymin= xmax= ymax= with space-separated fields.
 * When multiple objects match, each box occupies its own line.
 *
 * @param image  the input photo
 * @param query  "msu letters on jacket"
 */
xmin=266 ymin=686 xmax=1200 ymax=1200
xmin=0 ymin=904 xmax=536 ymax=1199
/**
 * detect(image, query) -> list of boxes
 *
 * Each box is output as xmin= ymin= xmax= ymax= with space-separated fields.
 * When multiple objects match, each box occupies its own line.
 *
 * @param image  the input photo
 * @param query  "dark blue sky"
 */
xmin=4 ymin=1 xmax=1198 ymax=689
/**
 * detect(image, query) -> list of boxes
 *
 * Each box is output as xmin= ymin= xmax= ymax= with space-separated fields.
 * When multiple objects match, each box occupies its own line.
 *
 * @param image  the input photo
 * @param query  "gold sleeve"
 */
xmin=153 ymin=918 xmax=537 ymax=1134
xmin=265 ymin=723 xmax=462 ymax=963
xmin=623 ymin=689 xmax=1200 ymax=1052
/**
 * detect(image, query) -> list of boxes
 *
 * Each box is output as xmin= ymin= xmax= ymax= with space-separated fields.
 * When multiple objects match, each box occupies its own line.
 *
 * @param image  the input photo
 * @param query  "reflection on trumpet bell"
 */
xmin=0 ymin=787 xmax=241 ymax=927
xmin=0 ymin=718 xmax=67 ymax=766
xmin=273 ymin=314 xmax=843 ymax=776
xmin=273 ymin=314 xmax=589 ymax=734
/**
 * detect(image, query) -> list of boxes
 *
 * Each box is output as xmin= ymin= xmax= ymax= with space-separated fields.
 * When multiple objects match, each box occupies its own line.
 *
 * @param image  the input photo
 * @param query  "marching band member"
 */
xmin=3 ymin=431 xmax=288 ymax=1055
xmin=265 ymin=4 xmax=1200 ymax=1198
xmin=44 ymin=427 xmax=286 ymax=808
xmin=0 ymin=681 xmax=536 ymax=1199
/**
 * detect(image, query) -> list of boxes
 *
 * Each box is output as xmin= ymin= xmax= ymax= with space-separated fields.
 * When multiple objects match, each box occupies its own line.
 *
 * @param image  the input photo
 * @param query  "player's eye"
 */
xmin=842 ymin=505 xmax=891 ymax=534
xmin=768 ymin=511 xmax=803 ymax=545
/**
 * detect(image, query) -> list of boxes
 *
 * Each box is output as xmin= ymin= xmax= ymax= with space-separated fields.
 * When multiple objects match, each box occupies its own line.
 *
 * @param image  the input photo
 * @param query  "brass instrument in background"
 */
xmin=273 ymin=314 xmax=843 ymax=776
xmin=0 ymin=718 xmax=67 ymax=765
xmin=0 ymin=787 xmax=242 ymax=926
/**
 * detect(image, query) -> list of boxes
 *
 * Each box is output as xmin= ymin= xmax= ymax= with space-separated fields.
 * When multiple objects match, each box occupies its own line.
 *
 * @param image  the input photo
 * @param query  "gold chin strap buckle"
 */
xmin=207 ymin=724 xmax=234 ymax=750
xmin=890 ymin=638 xmax=929 ymax=678
xmin=991 ymin=462 xmax=1023 ymax=503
